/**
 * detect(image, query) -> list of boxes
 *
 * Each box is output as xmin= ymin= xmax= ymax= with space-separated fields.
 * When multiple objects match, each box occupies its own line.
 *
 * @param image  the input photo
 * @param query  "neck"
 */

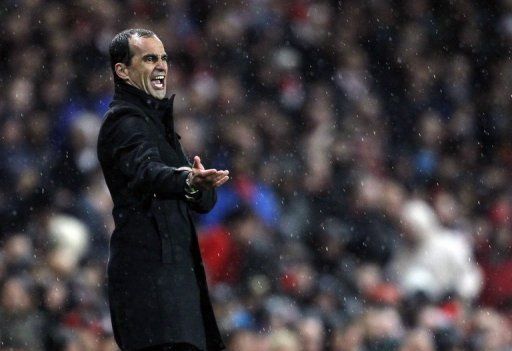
xmin=114 ymin=81 xmax=174 ymax=111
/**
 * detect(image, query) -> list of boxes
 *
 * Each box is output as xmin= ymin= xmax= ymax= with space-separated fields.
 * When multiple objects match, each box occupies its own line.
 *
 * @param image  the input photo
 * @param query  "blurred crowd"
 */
xmin=2 ymin=0 xmax=512 ymax=350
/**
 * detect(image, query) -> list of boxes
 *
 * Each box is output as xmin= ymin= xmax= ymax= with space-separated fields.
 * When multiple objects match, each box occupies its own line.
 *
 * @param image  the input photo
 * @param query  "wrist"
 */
xmin=185 ymin=172 xmax=199 ymax=196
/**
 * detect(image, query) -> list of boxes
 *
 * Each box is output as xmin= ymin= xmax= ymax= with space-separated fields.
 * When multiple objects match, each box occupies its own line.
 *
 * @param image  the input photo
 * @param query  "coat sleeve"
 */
xmin=186 ymin=188 xmax=217 ymax=214
xmin=108 ymin=113 xmax=189 ymax=199
xmin=174 ymin=139 xmax=218 ymax=214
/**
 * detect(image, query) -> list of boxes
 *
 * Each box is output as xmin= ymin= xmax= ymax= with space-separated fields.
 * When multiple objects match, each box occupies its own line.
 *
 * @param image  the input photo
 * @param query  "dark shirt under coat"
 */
xmin=97 ymin=82 xmax=225 ymax=351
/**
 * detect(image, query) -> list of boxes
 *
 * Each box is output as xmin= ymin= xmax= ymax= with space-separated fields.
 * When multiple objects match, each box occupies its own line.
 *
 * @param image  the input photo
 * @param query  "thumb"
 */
xmin=193 ymin=156 xmax=201 ymax=169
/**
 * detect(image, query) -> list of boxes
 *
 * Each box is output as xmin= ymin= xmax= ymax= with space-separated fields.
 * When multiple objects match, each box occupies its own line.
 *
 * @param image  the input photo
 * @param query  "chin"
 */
xmin=152 ymin=90 xmax=166 ymax=100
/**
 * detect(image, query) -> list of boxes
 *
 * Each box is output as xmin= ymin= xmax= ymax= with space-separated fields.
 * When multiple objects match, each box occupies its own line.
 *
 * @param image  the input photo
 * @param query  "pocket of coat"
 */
xmin=150 ymin=200 xmax=173 ymax=264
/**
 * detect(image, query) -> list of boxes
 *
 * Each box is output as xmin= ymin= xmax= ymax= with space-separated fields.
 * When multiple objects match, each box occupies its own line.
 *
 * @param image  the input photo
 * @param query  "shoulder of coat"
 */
xmin=103 ymin=101 xmax=149 ymax=125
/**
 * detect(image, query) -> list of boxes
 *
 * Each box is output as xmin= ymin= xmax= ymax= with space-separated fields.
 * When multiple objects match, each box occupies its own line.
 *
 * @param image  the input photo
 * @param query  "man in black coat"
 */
xmin=97 ymin=29 xmax=229 ymax=351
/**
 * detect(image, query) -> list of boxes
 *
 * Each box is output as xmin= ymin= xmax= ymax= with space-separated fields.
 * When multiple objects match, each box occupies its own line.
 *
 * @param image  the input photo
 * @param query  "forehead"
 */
xmin=128 ymin=35 xmax=166 ymax=56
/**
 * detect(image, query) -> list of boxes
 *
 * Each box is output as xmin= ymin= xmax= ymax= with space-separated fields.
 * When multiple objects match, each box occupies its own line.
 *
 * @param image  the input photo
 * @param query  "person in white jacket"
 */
xmin=388 ymin=199 xmax=482 ymax=301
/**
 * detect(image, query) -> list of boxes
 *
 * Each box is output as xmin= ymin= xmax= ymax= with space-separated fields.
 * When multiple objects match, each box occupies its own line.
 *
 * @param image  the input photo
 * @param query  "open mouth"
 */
xmin=151 ymin=75 xmax=165 ymax=89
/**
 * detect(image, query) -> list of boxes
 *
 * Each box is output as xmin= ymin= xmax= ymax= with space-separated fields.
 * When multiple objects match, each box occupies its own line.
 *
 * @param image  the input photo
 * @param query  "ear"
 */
xmin=115 ymin=63 xmax=130 ymax=81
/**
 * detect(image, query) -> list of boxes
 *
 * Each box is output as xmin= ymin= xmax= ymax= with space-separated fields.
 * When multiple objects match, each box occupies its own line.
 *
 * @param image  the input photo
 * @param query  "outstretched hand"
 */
xmin=188 ymin=156 xmax=229 ymax=190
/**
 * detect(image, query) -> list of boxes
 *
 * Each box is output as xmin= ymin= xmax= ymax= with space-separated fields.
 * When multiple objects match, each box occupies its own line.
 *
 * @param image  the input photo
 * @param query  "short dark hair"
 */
xmin=109 ymin=28 xmax=156 ymax=82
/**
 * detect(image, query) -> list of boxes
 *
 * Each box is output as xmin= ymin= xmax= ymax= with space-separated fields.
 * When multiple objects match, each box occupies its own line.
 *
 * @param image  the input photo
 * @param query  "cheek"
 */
xmin=143 ymin=68 xmax=154 ymax=79
xmin=136 ymin=71 xmax=149 ymax=84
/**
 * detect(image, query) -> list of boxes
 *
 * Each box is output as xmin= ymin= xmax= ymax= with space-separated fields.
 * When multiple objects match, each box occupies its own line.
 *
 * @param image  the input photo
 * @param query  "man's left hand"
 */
xmin=187 ymin=156 xmax=229 ymax=190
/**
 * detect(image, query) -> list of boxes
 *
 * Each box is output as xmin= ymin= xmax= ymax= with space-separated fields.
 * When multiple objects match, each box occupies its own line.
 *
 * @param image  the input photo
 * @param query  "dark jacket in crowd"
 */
xmin=97 ymin=82 xmax=225 ymax=351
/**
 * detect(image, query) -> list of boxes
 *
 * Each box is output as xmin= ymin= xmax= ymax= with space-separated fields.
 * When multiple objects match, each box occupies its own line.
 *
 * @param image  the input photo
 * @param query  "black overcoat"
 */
xmin=97 ymin=83 xmax=225 ymax=351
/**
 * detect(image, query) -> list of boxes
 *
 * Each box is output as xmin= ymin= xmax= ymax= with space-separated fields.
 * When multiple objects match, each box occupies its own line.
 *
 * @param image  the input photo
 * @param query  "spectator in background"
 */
xmin=0 ymin=277 xmax=44 ymax=351
xmin=296 ymin=316 xmax=325 ymax=351
xmin=477 ymin=195 xmax=512 ymax=309
xmin=389 ymin=199 xmax=482 ymax=301
xmin=268 ymin=329 xmax=300 ymax=351
xmin=399 ymin=329 xmax=435 ymax=351
xmin=225 ymin=329 xmax=259 ymax=351
xmin=329 ymin=321 xmax=365 ymax=351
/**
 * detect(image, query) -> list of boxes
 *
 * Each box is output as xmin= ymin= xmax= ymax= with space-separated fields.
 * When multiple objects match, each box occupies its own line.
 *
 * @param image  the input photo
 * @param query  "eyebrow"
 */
xmin=142 ymin=54 xmax=168 ymax=60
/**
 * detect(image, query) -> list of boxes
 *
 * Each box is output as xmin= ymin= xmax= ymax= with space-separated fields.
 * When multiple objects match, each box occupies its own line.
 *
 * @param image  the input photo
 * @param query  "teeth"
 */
xmin=154 ymin=75 xmax=165 ymax=80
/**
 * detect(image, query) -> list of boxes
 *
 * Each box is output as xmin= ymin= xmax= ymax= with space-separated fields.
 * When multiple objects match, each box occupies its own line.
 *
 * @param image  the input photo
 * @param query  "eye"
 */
xmin=162 ymin=55 xmax=168 ymax=62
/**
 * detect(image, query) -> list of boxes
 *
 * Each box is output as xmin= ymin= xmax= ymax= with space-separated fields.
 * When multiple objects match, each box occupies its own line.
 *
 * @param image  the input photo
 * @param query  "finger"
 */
xmin=196 ymin=169 xmax=217 ymax=178
xmin=200 ymin=174 xmax=223 ymax=184
xmin=209 ymin=170 xmax=229 ymax=180
xmin=214 ymin=170 xmax=229 ymax=179
xmin=213 ymin=176 xmax=230 ymax=187
xmin=193 ymin=170 xmax=226 ymax=186
xmin=195 ymin=174 xmax=225 ymax=188
xmin=202 ymin=171 xmax=226 ymax=181
xmin=193 ymin=156 xmax=202 ymax=170
xmin=196 ymin=156 xmax=207 ymax=171
xmin=207 ymin=170 xmax=228 ymax=179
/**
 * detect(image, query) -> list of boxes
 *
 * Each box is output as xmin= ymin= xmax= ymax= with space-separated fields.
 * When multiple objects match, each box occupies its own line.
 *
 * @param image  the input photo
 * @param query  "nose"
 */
xmin=155 ymin=58 xmax=167 ymax=70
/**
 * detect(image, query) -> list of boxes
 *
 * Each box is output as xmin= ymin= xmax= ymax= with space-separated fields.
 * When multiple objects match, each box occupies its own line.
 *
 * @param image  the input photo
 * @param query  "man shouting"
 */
xmin=97 ymin=29 xmax=229 ymax=351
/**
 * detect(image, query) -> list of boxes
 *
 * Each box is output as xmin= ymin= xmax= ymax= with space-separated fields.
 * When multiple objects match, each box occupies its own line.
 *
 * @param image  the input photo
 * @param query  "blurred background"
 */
xmin=1 ymin=0 xmax=512 ymax=350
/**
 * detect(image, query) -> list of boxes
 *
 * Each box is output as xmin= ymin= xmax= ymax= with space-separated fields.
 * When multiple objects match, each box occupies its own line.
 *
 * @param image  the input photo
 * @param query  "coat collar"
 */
xmin=113 ymin=81 xmax=175 ymax=112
